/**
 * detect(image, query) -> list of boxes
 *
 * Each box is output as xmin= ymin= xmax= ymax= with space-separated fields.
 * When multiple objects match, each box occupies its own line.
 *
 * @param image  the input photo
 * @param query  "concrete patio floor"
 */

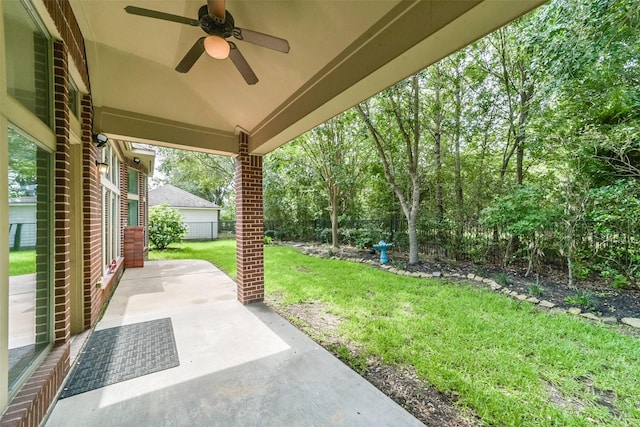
xmin=44 ymin=260 xmax=424 ymax=426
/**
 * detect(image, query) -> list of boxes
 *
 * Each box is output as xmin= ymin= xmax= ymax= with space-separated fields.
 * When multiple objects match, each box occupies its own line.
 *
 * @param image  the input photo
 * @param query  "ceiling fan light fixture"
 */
xmin=204 ymin=35 xmax=230 ymax=59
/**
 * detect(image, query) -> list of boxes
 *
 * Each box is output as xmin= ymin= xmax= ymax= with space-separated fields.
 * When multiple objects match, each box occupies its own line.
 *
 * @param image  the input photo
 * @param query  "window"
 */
xmin=7 ymin=126 xmax=52 ymax=395
xmin=68 ymin=79 xmax=79 ymax=117
xmin=127 ymin=168 xmax=139 ymax=226
xmin=4 ymin=0 xmax=51 ymax=126
xmin=128 ymin=169 xmax=138 ymax=194
xmin=127 ymin=199 xmax=139 ymax=226
xmin=101 ymin=145 xmax=120 ymax=271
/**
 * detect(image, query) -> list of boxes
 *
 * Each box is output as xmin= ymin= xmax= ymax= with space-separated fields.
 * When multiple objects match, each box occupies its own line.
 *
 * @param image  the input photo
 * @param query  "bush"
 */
xmin=564 ymin=290 xmax=595 ymax=310
xmin=149 ymin=204 xmax=188 ymax=250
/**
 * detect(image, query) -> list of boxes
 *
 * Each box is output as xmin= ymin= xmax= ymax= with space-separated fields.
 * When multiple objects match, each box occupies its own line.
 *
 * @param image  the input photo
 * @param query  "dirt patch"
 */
xmin=364 ymin=361 xmax=479 ymax=426
xmin=546 ymin=382 xmax=585 ymax=413
xmin=264 ymin=295 xmax=479 ymax=426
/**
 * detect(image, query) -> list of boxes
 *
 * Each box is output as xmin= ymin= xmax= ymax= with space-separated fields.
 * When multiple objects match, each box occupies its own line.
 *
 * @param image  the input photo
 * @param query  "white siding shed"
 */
xmin=149 ymin=184 xmax=221 ymax=240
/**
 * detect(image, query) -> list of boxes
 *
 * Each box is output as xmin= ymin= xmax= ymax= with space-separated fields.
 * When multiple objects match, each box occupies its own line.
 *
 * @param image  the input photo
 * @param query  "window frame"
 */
xmin=100 ymin=145 xmax=121 ymax=274
xmin=1 ymin=0 xmax=56 ymax=408
xmin=6 ymin=123 xmax=55 ymax=400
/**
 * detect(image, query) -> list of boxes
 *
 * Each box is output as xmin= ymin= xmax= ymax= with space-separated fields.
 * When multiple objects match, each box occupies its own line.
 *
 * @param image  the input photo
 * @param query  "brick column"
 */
xmin=80 ymin=93 xmax=103 ymax=329
xmin=124 ymin=226 xmax=144 ymax=268
xmin=235 ymin=132 xmax=264 ymax=304
xmin=53 ymin=40 xmax=71 ymax=345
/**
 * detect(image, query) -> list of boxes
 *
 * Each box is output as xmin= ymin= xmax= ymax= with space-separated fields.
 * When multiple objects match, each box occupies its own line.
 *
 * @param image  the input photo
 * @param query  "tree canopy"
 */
xmin=159 ymin=0 xmax=640 ymax=287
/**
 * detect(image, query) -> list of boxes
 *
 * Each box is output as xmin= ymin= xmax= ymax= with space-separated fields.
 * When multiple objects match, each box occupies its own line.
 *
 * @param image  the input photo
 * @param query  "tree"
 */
xmin=357 ymin=74 xmax=424 ymax=264
xmin=480 ymin=184 xmax=561 ymax=275
xmin=263 ymin=142 xmax=326 ymax=239
xmin=158 ymin=148 xmax=236 ymax=218
xmin=299 ymin=110 xmax=366 ymax=248
xmin=148 ymin=204 xmax=188 ymax=250
xmin=8 ymin=129 xmax=37 ymax=197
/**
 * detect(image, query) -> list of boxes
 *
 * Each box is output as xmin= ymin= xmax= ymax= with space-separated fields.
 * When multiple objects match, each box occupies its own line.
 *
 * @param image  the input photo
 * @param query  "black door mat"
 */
xmin=60 ymin=317 xmax=180 ymax=398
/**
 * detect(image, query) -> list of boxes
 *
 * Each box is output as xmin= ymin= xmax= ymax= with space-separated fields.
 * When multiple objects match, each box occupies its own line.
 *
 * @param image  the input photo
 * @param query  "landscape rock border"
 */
xmin=296 ymin=245 xmax=640 ymax=330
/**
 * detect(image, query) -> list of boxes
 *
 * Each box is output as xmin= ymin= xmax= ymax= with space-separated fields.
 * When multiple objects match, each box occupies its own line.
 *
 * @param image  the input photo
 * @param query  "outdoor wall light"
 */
xmin=133 ymin=157 xmax=141 ymax=164
xmin=93 ymin=132 xmax=109 ymax=148
xmin=96 ymin=161 xmax=110 ymax=175
xmin=204 ymin=35 xmax=230 ymax=59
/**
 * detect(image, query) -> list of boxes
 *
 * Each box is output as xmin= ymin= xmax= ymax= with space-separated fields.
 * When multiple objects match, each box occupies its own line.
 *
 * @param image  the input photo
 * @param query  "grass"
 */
xmin=151 ymin=241 xmax=640 ymax=426
xmin=148 ymin=240 xmax=237 ymax=278
xmin=9 ymin=250 xmax=36 ymax=276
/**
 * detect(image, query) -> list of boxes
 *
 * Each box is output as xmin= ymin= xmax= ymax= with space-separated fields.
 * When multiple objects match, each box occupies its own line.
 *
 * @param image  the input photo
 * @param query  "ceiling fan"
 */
xmin=124 ymin=0 xmax=290 ymax=85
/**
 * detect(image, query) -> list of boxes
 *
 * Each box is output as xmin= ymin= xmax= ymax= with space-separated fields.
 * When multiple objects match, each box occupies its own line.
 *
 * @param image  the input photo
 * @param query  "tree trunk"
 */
xmin=330 ymin=191 xmax=340 ymax=249
xmin=434 ymin=131 xmax=444 ymax=222
xmin=408 ymin=209 xmax=419 ymax=264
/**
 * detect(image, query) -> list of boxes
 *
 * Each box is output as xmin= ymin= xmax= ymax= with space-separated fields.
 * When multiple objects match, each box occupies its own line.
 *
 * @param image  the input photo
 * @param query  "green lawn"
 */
xmin=150 ymin=240 xmax=640 ymax=426
xmin=9 ymin=250 xmax=36 ymax=276
xmin=148 ymin=240 xmax=237 ymax=278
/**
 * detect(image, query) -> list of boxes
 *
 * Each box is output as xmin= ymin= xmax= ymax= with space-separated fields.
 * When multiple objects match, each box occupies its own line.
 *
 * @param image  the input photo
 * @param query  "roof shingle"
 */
xmin=149 ymin=184 xmax=220 ymax=209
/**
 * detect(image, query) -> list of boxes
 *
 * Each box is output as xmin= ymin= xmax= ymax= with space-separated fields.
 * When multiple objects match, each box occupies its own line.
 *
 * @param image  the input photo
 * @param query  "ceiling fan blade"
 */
xmin=124 ymin=6 xmax=199 ymax=26
xmin=234 ymin=28 xmax=290 ymax=53
xmin=175 ymin=38 xmax=206 ymax=73
xmin=229 ymin=42 xmax=258 ymax=85
xmin=207 ymin=0 xmax=226 ymax=21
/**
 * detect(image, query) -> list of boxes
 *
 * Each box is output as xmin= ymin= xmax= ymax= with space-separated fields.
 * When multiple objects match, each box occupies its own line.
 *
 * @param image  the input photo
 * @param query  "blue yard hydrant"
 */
xmin=373 ymin=240 xmax=393 ymax=264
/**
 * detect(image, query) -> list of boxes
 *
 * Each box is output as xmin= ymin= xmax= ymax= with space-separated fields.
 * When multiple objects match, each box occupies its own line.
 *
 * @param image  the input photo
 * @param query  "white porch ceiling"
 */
xmin=70 ymin=0 xmax=546 ymax=156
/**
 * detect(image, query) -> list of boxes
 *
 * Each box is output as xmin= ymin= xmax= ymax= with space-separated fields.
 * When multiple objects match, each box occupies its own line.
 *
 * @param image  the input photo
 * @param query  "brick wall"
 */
xmin=0 ymin=345 xmax=69 ymax=427
xmin=42 ymin=0 xmax=89 ymax=89
xmin=124 ymin=226 xmax=144 ymax=268
xmin=119 ymin=159 xmax=128 ymax=256
xmin=80 ymin=94 xmax=104 ymax=329
xmin=52 ymin=40 xmax=71 ymax=346
xmin=235 ymin=132 xmax=265 ymax=304
xmin=1 ymin=40 xmax=73 ymax=427
xmin=34 ymin=149 xmax=50 ymax=347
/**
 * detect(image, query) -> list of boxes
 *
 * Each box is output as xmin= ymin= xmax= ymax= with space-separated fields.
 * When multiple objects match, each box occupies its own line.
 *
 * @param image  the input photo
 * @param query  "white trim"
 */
xmin=100 ymin=174 xmax=120 ymax=194
xmin=5 ymin=96 xmax=56 ymax=152
xmin=1 ymin=0 xmax=58 ymax=412
xmin=0 ymin=121 xmax=9 ymax=413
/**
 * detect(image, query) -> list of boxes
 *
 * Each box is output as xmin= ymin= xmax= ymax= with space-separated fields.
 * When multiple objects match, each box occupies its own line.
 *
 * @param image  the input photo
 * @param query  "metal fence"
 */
xmin=269 ymin=218 xmax=640 ymax=278
xmin=11 ymin=216 xmax=636 ymax=278
xmin=9 ymin=222 xmax=36 ymax=250
xmin=182 ymin=221 xmax=236 ymax=240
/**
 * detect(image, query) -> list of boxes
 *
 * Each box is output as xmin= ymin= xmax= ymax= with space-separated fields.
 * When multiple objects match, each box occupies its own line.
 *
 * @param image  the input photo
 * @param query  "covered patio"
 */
xmin=73 ymin=0 xmax=546 ymax=304
xmin=44 ymin=260 xmax=424 ymax=426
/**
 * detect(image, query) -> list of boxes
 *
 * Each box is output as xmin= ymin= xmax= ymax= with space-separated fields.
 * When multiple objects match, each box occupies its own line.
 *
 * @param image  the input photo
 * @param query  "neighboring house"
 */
xmin=149 ymin=184 xmax=221 ymax=240
xmin=8 ymin=197 xmax=36 ymax=250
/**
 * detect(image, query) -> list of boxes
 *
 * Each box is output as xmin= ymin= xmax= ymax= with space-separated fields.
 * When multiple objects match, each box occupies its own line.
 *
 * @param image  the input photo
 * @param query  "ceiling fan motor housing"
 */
xmin=198 ymin=5 xmax=234 ymax=38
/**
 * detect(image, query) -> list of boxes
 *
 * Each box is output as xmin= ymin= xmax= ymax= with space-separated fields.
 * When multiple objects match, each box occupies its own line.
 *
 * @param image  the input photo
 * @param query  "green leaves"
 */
xmin=148 ymin=204 xmax=188 ymax=250
xmin=158 ymin=148 xmax=235 ymax=218
xmin=480 ymin=184 xmax=561 ymax=237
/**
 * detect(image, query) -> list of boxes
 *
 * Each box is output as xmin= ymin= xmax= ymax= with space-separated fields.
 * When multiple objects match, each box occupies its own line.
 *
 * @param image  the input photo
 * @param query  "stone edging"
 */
xmin=310 ymin=250 xmax=640 ymax=330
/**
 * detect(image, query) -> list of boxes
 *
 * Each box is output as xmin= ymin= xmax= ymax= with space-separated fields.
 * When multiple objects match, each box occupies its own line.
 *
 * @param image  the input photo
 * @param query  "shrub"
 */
xmin=265 ymin=230 xmax=277 ymax=239
xmin=264 ymin=235 xmax=274 ymax=245
xmin=571 ymin=261 xmax=591 ymax=280
xmin=495 ymin=272 xmax=510 ymax=286
xmin=564 ymin=290 xmax=595 ymax=310
xmin=528 ymin=283 xmax=545 ymax=297
xmin=611 ymin=274 xmax=629 ymax=289
xmin=148 ymin=204 xmax=188 ymax=250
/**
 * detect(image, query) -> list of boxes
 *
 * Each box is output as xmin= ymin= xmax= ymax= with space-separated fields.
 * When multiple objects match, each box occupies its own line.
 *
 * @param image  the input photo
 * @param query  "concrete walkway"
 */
xmin=45 ymin=260 xmax=424 ymax=427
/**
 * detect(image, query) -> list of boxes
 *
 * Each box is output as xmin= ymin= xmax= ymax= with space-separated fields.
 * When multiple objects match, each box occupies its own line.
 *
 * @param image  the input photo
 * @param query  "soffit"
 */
xmin=69 ymin=0 xmax=546 ymax=156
